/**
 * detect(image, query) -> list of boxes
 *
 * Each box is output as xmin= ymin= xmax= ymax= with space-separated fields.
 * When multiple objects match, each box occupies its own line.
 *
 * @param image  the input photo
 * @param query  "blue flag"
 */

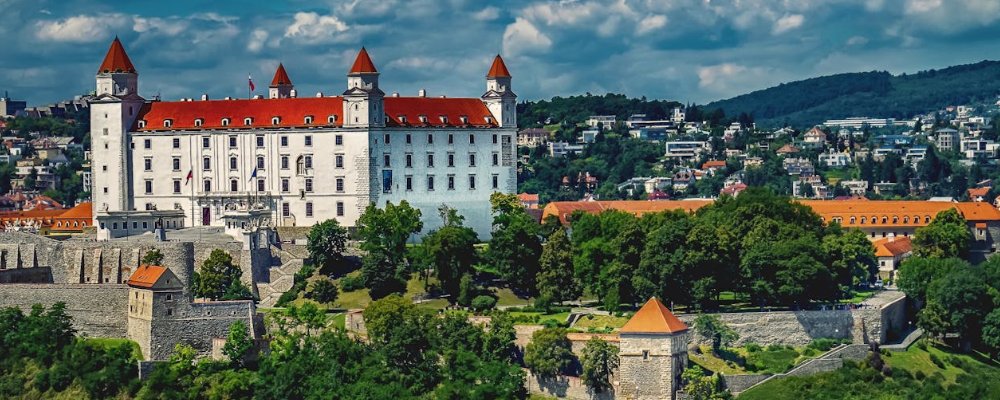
xmin=248 ymin=167 xmax=258 ymax=182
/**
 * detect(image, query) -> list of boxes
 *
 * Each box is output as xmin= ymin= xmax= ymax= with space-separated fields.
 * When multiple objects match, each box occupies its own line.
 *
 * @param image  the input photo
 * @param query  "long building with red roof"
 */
xmin=90 ymin=38 xmax=517 ymax=240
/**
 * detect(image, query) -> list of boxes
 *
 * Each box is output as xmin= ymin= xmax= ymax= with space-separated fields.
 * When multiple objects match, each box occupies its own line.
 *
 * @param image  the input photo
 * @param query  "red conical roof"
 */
xmin=487 ymin=54 xmax=511 ymax=78
xmin=271 ymin=63 xmax=292 ymax=86
xmin=97 ymin=37 xmax=136 ymax=74
xmin=620 ymin=297 xmax=688 ymax=334
xmin=349 ymin=47 xmax=378 ymax=74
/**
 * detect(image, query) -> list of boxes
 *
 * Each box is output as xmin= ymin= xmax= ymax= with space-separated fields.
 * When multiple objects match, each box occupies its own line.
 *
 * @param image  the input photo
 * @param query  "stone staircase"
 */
xmin=256 ymin=246 xmax=306 ymax=308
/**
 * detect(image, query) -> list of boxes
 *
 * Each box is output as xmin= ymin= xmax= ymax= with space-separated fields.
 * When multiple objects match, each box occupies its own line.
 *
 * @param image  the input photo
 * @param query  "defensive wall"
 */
xmin=0 ymin=283 xmax=129 ymax=338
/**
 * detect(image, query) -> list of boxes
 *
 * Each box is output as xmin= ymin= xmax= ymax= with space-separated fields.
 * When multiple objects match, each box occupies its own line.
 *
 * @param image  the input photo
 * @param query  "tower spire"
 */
xmin=349 ymin=47 xmax=378 ymax=75
xmin=97 ymin=37 xmax=137 ymax=74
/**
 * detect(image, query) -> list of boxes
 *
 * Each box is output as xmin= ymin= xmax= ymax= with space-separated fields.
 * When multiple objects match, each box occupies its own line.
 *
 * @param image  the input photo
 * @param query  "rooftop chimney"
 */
xmin=316 ymin=92 xmax=324 ymax=97
xmin=418 ymin=89 xmax=426 ymax=97
xmin=392 ymin=92 xmax=399 ymax=97
xmin=290 ymin=89 xmax=297 ymax=98
xmin=201 ymin=94 xmax=209 ymax=101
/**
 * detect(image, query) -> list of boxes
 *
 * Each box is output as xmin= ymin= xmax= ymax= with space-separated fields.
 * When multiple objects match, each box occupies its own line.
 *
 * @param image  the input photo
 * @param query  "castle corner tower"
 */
xmin=343 ymin=47 xmax=385 ymax=128
xmin=268 ymin=63 xmax=294 ymax=99
xmin=482 ymin=55 xmax=516 ymax=128
xmin=617 ymin=297 xmax=690 ymax=400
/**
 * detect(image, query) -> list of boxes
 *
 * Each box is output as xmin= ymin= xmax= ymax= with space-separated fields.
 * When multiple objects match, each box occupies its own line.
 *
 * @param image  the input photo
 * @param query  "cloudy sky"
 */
xmin=2 ymin=0 xmax=1000 ymax=106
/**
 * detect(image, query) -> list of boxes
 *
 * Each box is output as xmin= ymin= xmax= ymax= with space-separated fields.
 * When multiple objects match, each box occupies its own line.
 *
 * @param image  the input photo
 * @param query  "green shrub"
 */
xmin=766 ymin=344 xmax=784 ymax=352
xmin=745 ymin=342 xmax=762 ymax=353
xmin=916 ymin=339 xmax=928 ymax=350
xmin=339 ymin=275 xmax=365 ymax=292
xmin=807 ymin=338 xmax=847 ymax=352
xmin=914 ymin=370 xmax=926 ymax=380
xmin=929 ymin=353 xmax=945 ymax=368
xmin=471 ymin=295 xmax=497 ymax=312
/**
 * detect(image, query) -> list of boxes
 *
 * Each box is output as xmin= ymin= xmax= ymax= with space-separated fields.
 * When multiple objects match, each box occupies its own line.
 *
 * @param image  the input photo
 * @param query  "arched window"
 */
xmin=272 ymin=117 xmax=281 ymax=125
xmin=925 ymin=216 xmax=931 ymax=223
xmin=194 ymin=118 xmax=204 ymax=127
xmin=296 ymin=156 xmax=305 ymax=175
xmin=244 ymin=118 xmax=253 ymax=126
xmin=304 ymin=116 xmax=313 ymax=124
xmin=163 ymin=119 xmax=173 ymax=128
xmin=138 ymin=120 xmax=147 ymax=128
xmin=861 ymin=217 xmax=867 ymax=224
xmin=892 ymin=216 xmax=899 ymax=223
xmin=903 ymin=216 xmax=909 ymax=223
xmin=881 ymin=216 xmax=887 ymax=224
xmin=850 ymin=217 xmax=856 ymax=224
xmin=221 ymin=118 xmax=230 ymax=126
xmin=328 ymin=115 xmax=337 ymax=124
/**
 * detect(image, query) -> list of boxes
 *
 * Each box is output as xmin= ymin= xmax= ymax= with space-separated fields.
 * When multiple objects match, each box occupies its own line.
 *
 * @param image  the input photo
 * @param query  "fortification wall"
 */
xmin=148 ymin=300 xmax=255 ymax=360
xmin=0 ymin=284 xmax=129 ymax=338
xmin=525 ymin=370 xmax=615 ymax=400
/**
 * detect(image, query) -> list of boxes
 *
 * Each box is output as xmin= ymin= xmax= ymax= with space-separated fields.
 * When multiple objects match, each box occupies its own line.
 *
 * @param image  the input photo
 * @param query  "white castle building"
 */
xmin=90 ymin=38 xmax=517 ymax=240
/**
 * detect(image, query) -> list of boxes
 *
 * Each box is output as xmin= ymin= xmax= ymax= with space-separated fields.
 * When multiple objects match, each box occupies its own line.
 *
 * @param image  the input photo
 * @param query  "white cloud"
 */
xmin=247 ymin=29 xmax=269 ymax=52
xmin=521 ymin=1 xmax=600 ymax=26
xmin=846 ymin=36 xmax=868 ymax=46
xmin=35 ymin=14 xmax=129 ymax=43
xmin=284 ymin=12 xmax=350 ymax=44
xmin=503 ymin=17 xmax=552 ymax=56
xmin=133 ymin=17 xmax=188 ymax=36
xmin=698 ymin=63 xmax=747 ymax=89
xmin=386 ymin=56 xmax=451 ymax=72
xmin=772 ymin=14 xmax=804 ymax=35
xmin=636 ymin=14 xmax=667 ymax=35
xmin=473 ymin=6 xmax=501 ymax=21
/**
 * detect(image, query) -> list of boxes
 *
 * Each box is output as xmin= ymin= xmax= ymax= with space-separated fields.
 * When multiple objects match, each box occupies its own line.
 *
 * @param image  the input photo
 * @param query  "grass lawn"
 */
xmin=572 ymin=314 xmax=631 ymax=332
xmin=494 ymin=287 xmax=533 ymax=308
xmin=690 ymin=344 xmax=823 ymax=375
xmin=844 ymin=289 xmax=877 ymax=304
xmin=739 ymin=341 xmax=1000 ymax=400
xmin=331 ymin=273 xmax=449 ymax=310
xmin=508 ymin=311 xmax=571 ymax=326
xmin=329 ymin=313 xmax=346 ymax=330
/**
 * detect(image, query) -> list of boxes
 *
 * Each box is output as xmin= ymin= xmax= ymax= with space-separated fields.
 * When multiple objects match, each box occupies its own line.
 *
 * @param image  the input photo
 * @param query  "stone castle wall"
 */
xmin=147 ymin=300 xmax=255 ymax=360
xmin=0 ymin=284 xmax=129 ymax=338
xmin=525 ymin=370 xmax=615 ymax=400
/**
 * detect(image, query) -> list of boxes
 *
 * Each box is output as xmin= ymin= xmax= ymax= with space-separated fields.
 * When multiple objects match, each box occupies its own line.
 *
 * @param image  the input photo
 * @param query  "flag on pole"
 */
xmin=248 ymin=74 xmax=255 ymax=92
xmin=248 ymin=167 xmax=258 ymax=182
xmin=184 ymin=170 xmax=193 ymax=185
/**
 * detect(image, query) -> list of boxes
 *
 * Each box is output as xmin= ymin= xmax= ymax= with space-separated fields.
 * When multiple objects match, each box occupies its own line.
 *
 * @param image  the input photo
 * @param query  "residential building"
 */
xmin=517 ymin=128 xmax=548 ymax=148
xmin=803 ymin=127 xmax=827 ymax=144
xmin=935 ymin=128 xmax=959 ymax=152
xmin=960 ymin=138 xmax=999 ymax=158
xmin=838 ymin=180 xmax=869 ymax=196
xmin=0 ymin=93 xmax=26 ymax=118
xmin=89 ymin=39 xmax=517 ymax=240
xmin=775 ymin=144 xmax=800 ymax=156
xmin=874 ymin=236 xmax=912 ymax=283
xmin=518 ymin=193 xmax=539 ymax=209
xmin=548 ymin=141 xmax=585 ymax=158
xmin=822 ymin=117 xmax=897 ymax=129
xmin=586 ymin=115 xmax=616 ymax=130
xmin=818 ymin=151 xmax=851 ymax=168
xmin=969 ymin=187 xmax=991 ymax=202
xmin=664 ymin=141 xmax=709 ymax=161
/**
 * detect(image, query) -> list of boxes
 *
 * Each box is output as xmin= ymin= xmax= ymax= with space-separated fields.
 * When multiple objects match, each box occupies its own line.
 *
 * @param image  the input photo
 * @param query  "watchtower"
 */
xmin=617 ymin=297 xmax=690 ymax=400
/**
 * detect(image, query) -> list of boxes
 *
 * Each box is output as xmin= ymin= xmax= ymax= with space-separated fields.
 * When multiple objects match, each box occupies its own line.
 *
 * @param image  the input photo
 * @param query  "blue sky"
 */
xmin=2 ymin=0 xmax=1000 ymax=106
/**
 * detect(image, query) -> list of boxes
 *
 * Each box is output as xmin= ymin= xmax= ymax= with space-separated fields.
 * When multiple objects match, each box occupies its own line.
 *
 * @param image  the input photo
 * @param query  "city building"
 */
xmin=0 ymin=92 xmax=26 ymax=118
xmin=935 ymin=128 xmax=959 ymax=152
xmin=517 ymin=128 xmax=548 ymax=148
xmin=90 ymin=38 xmax=517 ymax=240
xmin=548 ymin=141 xmax=585 ymax=158
xmin=664 ymin=141 xmax=710 ymax=161
xmin=873 ymin=237 xmax=912 ymax=283
xmin=586 ymin=115 xmax=616 ymax=130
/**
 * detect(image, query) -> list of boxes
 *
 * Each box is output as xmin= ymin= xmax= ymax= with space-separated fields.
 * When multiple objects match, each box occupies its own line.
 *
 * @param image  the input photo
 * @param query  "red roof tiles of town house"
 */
xmin=135 ymin=97 xmax=345 ymax=131
xmin=874 ymin=237 xmax=912 ymax=257
xmin=55 ymin=202 xmax=92 ymax=220
xmin=702 ymin=160 xmax=727 ymax=169
xmin=620 ymin=297 xmax=688 ymax=334
xmin=270 ymin=63 xmax=292 ymax=86
xmin=518 ymin=193 xmax=540 ymax=202
xmin=97 ymin=37 xmax=136 ymax=74
xmin=541 ymin=200 xmax=713 ymax=225
xmin=127 ymin=265 xmax=168 ymax=289
xmin=487 ymin=55 xmax=511 ymax=78
xmin=384 ymin=97 xmax=498 ymax=128
xmin=968 ymin=187 xmax=991 ymax=198
xmin=798 ymin=200 xmax=1000 ymax=228
xmin=349 ymin=47 xmax=378 ymax=74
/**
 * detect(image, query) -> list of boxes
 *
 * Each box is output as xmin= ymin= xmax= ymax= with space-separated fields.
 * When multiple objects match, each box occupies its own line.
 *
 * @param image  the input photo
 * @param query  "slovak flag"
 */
xmin=248 ymin=74 xmax=255 ymax=92
xmin=248 ymin=167 xmax=258 ymax=182
xmin=184 ymin=170 xmax=193 ymax=185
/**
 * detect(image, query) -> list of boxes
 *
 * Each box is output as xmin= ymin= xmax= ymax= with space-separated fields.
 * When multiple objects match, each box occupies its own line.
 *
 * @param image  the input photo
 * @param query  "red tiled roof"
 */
xmin=97 ymin=37 xmax=136 ymax=74
xmin=270 ymin=63 xmax=292 ymax=86
xmin=127 ymin=265 xmax=168 ymax=289
xmin=799 ymin=200 xmax=1000 ymax=227
xmin=487 ymin=55 xmax=511 ymax=78
xmin=349 ymin=47 xmax=378 ymax=74
xmin=968 ymin=187 xmax=990 ymax=198
xmin=137 ymin=97 xmax=345 ymax=131
xmin=721 ymin=183 xmax=747 ymax=196
xmin=518 ymin=193 xmax=539 ymax=202
xmin=702 ymin=160 xmax=727 ymax=169
xmin=542 ymin=200 xmax=713 ymax=225
xmin=620 ymin=298 xmax=688 ymax=334
xmin=777 ymin=144 xmax=800 ymax=154
xmin=384 ymin=97 xmax=498 ymax=128
xmin=874 ymin=237 xmax=912 ymax=257
xmin=55 ymin=202 xmax=92 ymax=219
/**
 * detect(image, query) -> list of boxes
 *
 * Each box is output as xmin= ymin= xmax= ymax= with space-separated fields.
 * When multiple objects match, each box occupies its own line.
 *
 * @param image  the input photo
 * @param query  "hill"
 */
xmin=705 ymin=60 xmax=1000 ymax=128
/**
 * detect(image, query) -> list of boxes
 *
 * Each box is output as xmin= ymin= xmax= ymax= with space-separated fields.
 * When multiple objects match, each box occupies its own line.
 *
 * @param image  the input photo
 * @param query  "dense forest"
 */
xmin=517 ymin=93 xmax=683 ymax=127
xmin=705 ymin=60 xmax=1000 ymax=127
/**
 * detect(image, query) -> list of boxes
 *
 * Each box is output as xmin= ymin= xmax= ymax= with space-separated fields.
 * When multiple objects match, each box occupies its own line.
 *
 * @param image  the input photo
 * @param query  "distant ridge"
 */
xmin=704 ymin=60 xmax=1000 ymax=128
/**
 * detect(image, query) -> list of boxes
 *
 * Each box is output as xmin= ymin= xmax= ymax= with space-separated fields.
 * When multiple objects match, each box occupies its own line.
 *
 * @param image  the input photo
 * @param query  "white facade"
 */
xmin=91 ymin=41 xmax=516 ymax=239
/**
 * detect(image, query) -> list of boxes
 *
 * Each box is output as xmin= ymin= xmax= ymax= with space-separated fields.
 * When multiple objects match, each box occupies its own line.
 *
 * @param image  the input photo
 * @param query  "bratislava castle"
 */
xmin=90 ymin=38 xmax=517 ymax=240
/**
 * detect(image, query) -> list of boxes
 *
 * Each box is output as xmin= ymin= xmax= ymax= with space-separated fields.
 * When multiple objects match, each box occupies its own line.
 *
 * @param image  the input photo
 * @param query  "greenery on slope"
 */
xmin=705 ymin=60 xmax=1000 ymax=127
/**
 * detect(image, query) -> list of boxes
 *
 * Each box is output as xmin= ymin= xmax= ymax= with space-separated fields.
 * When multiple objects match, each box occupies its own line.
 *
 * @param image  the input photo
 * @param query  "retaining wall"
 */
xmin=0 ymin=283 xmax=129 ymax=338
xmin=525 ymin=370 xmax=615 ymax=400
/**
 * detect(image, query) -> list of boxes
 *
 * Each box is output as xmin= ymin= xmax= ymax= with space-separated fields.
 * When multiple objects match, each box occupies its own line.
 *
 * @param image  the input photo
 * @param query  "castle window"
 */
xmin=468 ymin=174 xmax=476 ymax=190
xmin=306 ymin=202 xmax=313 ymax=217
xmin=173 ymin=180 xmax=181 ymax=194
xmin=221 ymin=118 xmax=231 ymax=126
xmin=493 ymin=134 xmax=498 ymax=144
xmin=335 ymin=154 xmax=344 ymax=168
xmin=203 ymin=137 xmax=210 ymax=148
xmin=447 ymin=175 xmax=455 ymax=190
xmin=427 ymin=134 xmax=434 ymax=144
xmin=203 ymin=179 xmax=212 ymax=192
xmin=861 ymin=217 xmax=866 ymax=224
xmin=384 ymin=134 xmax=391 ymax=145
xmin=244 ymin=118 xmax=253 ymax=126
xmin=304 ymin=155 xmax=312 ymax=169
xmin=893 ymin=216 xmax=899 ymax=223
xmin=166 ymin=309 xmax=173 ymax=316
xmin=335 ymin=135 xmax=343 ymax=145
xmin=336 ymin=177 xmax=344 ymax=193
xmin=203 ymin=157 xmax=211 ymax=170
xmin=257 ymin=179 xmax=266 ymax=192
xmin=485 ymin=116 xmax=493 ymax=124
xmin=492 ymin=174 xmax=499 ymax=189
xmin=305 ymin=135 xmax=312 ymax=146
xmin=440 ymin=116 xmax=448 ymax=124
xmin=230 ymin=179 xmax=238 ymax=192
xmin=399 ymin=115 xmax=407 ymax=124
xmin=405 ymin=153 xmax=413 ymax=168
xmin=642 ymin=350 xmax=649 ymax=360
xmin=281 ymin=178 xmax=289 ymax=192
xmin=460 ymin=116 xmax=468 ymax=125
xmin=230 ymin=156 xmax=238 ymax=170
xmin=469 ymin=153 xmax=476 ymax=167
xmin=305 ymin=178 xmax=313 ymax=192
xmin=925 ymin=216 xmax=931 ymax=223
xmin=881 ymin=216 xmax=887 ymax=224
xmin=419 ymin=115 xmax=428 ymax=123
xmin=469 ymin=134 xmax=475 ymax=144
xmin=195 ymin=118 xmax=203 ymax=127
xmin=328 ymin=115 xmax=337 ymax=124
xmin=304 ymin=116 xmax=313 ymax=125
xmin=144 ymin=139 xmax=152 ymax=149
xmin=173 ymin=157 xmax=181 ymax=171
xmin=448 ymin=134 xmax=454 ymax=145
xmin=336 ymin=201 xmax=344 ymax=217
xmin=281 ymin=155 xmax=290 ymax=170
xmin=492 ymin=152 xmax=499 ymax=166
xmin=138 ymin=120 xmax=146 ymax=129
xmin=166 ymin=294 xmax=172 ymax=301
xmin=272 ymin=117 xmax=281 ymax=126
xmin=850 ymin=217 xmax=856 ymax=224
xmin=163 ymin=119 xmax=173 ymax=128
xmin=257 ymin=156 xmax=265 ymax=169
xmin=280 ymin=136 xmax=288 ymax=147
xmin=282 ymin=202 xmax=290 ymax=217
xmin=903 ymin=216 xmax=909 ymax=223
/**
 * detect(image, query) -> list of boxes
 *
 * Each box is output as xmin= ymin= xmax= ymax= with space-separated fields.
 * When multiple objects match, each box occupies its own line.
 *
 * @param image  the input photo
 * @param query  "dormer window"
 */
xmin=221 ymin=118 xmax=231 ymax=127
xmin=328 ymin=115 xmax=338 ymax=124
xmin=272 ymin=117 xmax=281 ymax=126
xmin=138 ymin=120 xmax=147 ymax=128
xmin=304 ymin=116 xmax=313 ymax=124
xmin=399 ymin=115 xmax=407 ymax=124
xmin=194 ymin=118 xmax=204 ymax=127
xmin=244 ymin=118 xmax=253 ymax=126
xmin=459 ymin=116 xmax=468 ymax=125
xmin=418 ymin=115 xmax=428 ymax=123
xmin=440 ymin=116 xmax=448 ymax=124
xmin=163 ymin=119 xmax=173 ymax=128
xmin=485 ymin=116 xmax=493 ymax=124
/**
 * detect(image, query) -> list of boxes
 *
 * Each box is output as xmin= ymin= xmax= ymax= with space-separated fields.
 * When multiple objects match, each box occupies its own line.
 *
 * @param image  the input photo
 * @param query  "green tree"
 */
xmin=982 ymin=308 xmax=1000 ymax=358
xmin=523 ymin=327 xmax=574 ymax=378
xmin=682 ymin=365 xmax=732 ymax=400
xmin=822 ymin=229 xmax=878 ymax=288
xmin=422 ymin=213 xmax=479 ymax=300
xmin=913 ymin=209 xmax=971 ymax=258
xmin=693 ymin=314 xmax=738 ymax=354
xmin=194 ymin=250 xmax=247 ymax=300
xmin=141 ymin=249 xmax=164 ymax=266
xmin=926 ymin=267 xmax=991 ymax=349
xmin=307 ymin=278 xmax=339 ymax=304
xmin=222 ymin=320 xmax=254 ymax=368
xmin=918 ymin=301 xmax=950 ymax=342
xmin=897 ymin=257 xmax=968 ymax=305
xmin=536 ymin=228 xmax=580 ymax=306
xmin=580 ymin=337 xmax=618 ymax=393
xmin=487 ymin=206 xmax=542 ymax=294
xmin=362 ymin=294 xmax=440 ymax=393
xmin=357 ymin=201 xmax=423 ymax=299
xmin=306 ymin=219 xmax=348 ymax=275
